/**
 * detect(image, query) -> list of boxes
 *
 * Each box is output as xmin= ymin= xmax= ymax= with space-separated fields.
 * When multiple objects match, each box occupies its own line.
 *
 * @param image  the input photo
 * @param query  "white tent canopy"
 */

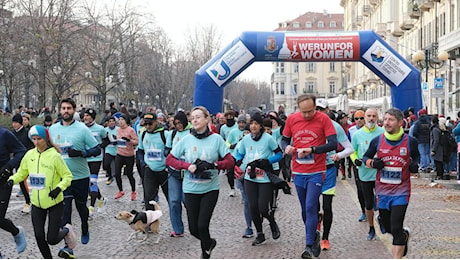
xmin=327 ymin=95 xmax=392 ymax=114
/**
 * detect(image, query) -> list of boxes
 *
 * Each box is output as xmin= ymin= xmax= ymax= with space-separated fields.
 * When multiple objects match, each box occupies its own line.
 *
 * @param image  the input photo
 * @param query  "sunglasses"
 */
xmin=356 ymin=117 xmax=365 ymax=120
xmin=145 ymin=122 xmax=154 ymax=126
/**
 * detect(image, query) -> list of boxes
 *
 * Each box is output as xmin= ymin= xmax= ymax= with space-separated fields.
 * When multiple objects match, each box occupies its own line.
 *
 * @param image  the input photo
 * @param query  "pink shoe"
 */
xmin=114 ymin=191 xmax=125 ymax=199
xmin=131 ymin=191 xmax=136 ymax=201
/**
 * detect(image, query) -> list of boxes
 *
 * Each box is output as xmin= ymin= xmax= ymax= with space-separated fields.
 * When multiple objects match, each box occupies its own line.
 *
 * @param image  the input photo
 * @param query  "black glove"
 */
xmin=255 ymin=159 xmax=273 ymax=172
xmin=195 ymin=159 xmax=216 ymax=171
xmin=6 ymin=179 xmax=14 ymax=188
xmin=371 ymin=158 xmax=385 ymax=170
xmin=409 ymin=161 xmax=419 ymax=173
xmin=49 ymin=187 xmax=62 ymax=199
xmin=192 ymin=159 xmax=213 ymax=179
xmin=0 ymin=166 xmax=13 ymax=183
xmin=229 ymin=143 xmax=237 ymax=149
xmin=354 ymin=159 xmax=363 ymax=166
xmin=121 ymin=137 xmax=131 ymax=142
xmin=247 ymin=161 xmax=258 ymax=179
xmin=235 ymin=159 xmax=243 ymax=167
xmin=101 ymin=137 xmax=111 ymax=148
xmin=67 ymin=148 xmax=83 ymax=157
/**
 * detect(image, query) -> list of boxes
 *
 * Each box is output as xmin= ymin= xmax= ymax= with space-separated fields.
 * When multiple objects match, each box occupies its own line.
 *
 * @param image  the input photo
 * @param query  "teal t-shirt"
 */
xmin=171 ymin=133 xmax=229 ymax=194
xmin=326 ymin=121 xmax=349 ymax=165
xmin=220 ymin=124 xmax=237 ymax=140
xmin=351 ymin=126 xmax=385 ymax=181
xmin=104 ymin=126 xmax=118 ymax=156
xmin=166 ymin=124 xmax=192 ymax=148
xmin=86 ymin=123 xmax=106 ymax=162
xmin=227 ymin=128 xmax=244 ymax=157
xmin=237 ymin=133 xmax=278 ymax=183
xmin=49 ymin=120 xmax=99 ymax=180
xmin=138 ymin=130 xmax=167 ymax=171
xmin=272 ymin=127 xmax=282 ymax=145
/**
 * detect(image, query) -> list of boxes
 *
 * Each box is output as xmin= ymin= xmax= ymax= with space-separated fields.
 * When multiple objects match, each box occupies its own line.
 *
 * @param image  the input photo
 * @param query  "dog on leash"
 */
xmin=115 ymin=200 xmax=162 ymax=243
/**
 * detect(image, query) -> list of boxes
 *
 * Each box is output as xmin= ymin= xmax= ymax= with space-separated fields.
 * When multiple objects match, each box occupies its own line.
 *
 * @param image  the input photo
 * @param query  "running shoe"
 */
xmin=106 ymin=177 xmax=113 ymax=185
xmin=367 ymin=228 xmax=376 ymax=240
xmin=114 ymin=191 xmax=125 ymax=199
xmin=403 ymin=227 xmax=410 ymax=257
xmin=97 ymin=198 xmax=107 ymax=213
xmin=131 ymin=191 xmax=137 ymax=201
xmin=14 ymin=226 xmax=27 ymax=253
xmin=242 ymin=228 xmax=254 ymax=238
xmin=81 ymin=221 xmax=90 ymax=244
xmin=201 ymin=238 xmax=216 ymax=259
xmin=170 ymin=232 xmax=185 ymax=237
xmin=321 ymin=239 xmax=331 ymax=251
xmin=301 ymin=246 xmax=313 ymax=259
xmin=88 ymin=206 xmax=94 ymax=218
xmin=358 ymin=213 xmax=367 ymax=222
xmin=58 ymin=247 xmax=75 ymax=259
xmin=16 ymin=190 xmax=24 ymax=197
xmin=252 ymin=233 xmax=266 ymax=246
xmin=21 ymin=203 xmax=31 ymax=214
xmin=312 ymin=230 xmax=321 ymax=257
xmin=269 ymin=221 xmax=280 ymax=240
xmin=228 ymin=189 xmax=236 ymax=197
xmin=63 ymin=224 xmax=77 ymax=249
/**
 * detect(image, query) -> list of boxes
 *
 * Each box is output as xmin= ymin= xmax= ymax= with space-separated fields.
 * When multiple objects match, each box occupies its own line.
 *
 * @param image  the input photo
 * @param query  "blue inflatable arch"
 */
xmin=194 ymin=30 xmax=421 ymax=114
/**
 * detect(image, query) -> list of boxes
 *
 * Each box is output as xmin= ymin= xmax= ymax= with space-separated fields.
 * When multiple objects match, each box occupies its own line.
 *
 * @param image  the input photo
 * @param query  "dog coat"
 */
xmin=129 ymin=210 xmax=162 ymax=230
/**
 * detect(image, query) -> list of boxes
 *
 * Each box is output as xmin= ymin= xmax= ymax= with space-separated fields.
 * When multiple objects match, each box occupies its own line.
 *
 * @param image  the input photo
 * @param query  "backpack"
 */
xmin=440 ymin=130 xmax=456 ymax=162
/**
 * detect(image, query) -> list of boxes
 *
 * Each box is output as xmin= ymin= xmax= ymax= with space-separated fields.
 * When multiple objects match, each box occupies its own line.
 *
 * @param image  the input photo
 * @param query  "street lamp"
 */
xmin=412 ymin=46 xmax=449 ymax=82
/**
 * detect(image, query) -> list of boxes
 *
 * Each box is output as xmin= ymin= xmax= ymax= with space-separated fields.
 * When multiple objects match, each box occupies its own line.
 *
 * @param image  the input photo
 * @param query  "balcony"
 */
xmin=419 ymin=0 xmax=434 ymax=12
xmin=362 ymin=5 xmax=371 ymax=17
xmin=369 ymin=0 xmax=380 ymax=5
xmin=399 ymin=14 xmax=414 ymax=30
xmin=408 ymin=2 xmax=421 ymax=19
xmin=375 ymin=23 xmax=387 ymax=38
xmin=355 ymin=15 xmax=363 ymax=26
xmin=390 ymin=22 xmax=403 ymax=37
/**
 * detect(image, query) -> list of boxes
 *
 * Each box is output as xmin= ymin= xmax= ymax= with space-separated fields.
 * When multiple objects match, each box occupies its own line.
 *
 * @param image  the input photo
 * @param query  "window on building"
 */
xmin=305 ymin=22 xmax=312 ymax=28
xmin=329 ymin=81 xmax=336 ymax=93
xmin=329 ymin=62 xmax=335 ymax=72
xmin=318 ymin=21 xmax=324 ymax=28
xmin=330 ymin=21 xmax=336 ymax=27
xmin=280 ymin=82 xmax=285 ymax=95
xmin=306 ymin=62 xmax=315 ymax=72
xmin=305 ymin=81 xmax=316 ymax=93
xmin=293 ymin=22 xmax=300 ymax=28
xmin=294 ymin=63 xmax=299 ymax=73
xmin=293 ymin=83 xmax=298 ymax=95
xmin=276 ymin=62 xmax=285 ymax=73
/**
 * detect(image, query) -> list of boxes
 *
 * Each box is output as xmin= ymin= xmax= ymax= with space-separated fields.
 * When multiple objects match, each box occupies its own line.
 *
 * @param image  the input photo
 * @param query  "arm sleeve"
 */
xmin=268 ymin=149 xmax=283 ymax=164
xmin=280 ymin=136 xmax=291 ymax=151
xmin=315 ymin=134 xmax=338 ymax=154
xmin=84 ymin=144 xmax=101 ymax=158
xmin=336 ymin=139 xmax=354 ymax=159
xmin=166 ymin=153 xmax=192 ymax=170
xmin=214 ymin=153 xmax=235 ymax=170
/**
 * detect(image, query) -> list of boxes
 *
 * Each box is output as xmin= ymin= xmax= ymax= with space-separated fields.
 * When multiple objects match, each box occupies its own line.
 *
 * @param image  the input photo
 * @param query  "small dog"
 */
xmin=115 ymin=200 xmax=162 ymax=243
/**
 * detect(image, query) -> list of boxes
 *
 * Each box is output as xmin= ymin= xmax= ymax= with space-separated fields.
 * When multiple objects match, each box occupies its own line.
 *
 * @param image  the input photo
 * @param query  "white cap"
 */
xmin=316 ymin=98 xmax=328 ymax=109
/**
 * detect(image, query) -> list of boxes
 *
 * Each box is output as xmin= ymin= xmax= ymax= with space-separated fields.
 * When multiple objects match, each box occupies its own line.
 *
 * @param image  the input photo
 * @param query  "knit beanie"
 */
xmin=28 ymin=125 xmax=50 ymax=141
xmin=12 ymin=114 xmax=23 ymax=124
xmin=120 ymin=113 xmax=130 ymax=125
xmin=85 ymin=108 xmax=97 ymax=120
xmin=250 ymin=113 xmax=263 ymax=125
xmin=174 ymin=111 xmax=188 ymax=127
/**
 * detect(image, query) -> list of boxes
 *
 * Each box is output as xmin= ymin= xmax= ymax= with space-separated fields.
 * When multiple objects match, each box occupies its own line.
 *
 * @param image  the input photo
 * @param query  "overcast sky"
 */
xmin=96 ymin=0 xmax=344 ymax=82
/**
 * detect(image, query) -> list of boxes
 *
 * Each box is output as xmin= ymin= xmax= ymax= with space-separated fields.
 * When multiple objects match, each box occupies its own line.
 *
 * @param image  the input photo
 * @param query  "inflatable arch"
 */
xmin=194 ymin=30 xmax=422 ymax=114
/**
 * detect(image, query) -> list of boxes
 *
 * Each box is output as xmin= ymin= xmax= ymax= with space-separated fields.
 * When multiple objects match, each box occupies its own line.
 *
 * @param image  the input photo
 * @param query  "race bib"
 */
xmin=146 ymin=148 xmax=162 ymax=161
xmin=59 ymin=143 xmax=72 ymax=159
xmin=117 ymin=139 xmax=127 ymax=148
xmin=246 ymin=167 xmax=265 ymax=180
xmin=380 ymin=166 xmax=402 ymax=184
xmin=296 ymin=152 xmax=314 ymax=164
xmin=29 ymin=173 xmax=46 ymax=190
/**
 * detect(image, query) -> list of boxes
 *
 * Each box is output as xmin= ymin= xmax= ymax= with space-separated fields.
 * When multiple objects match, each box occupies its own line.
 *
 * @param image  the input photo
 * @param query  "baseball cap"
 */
xmin=316 ymin=98 xmax=328 ymax=109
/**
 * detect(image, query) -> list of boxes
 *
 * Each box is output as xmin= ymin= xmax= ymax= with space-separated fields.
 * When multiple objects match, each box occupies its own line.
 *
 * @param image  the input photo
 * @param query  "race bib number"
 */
xmin=246 ymin=167 xmax=265 ymax=180
xmin=146 ymin=148 xmax=162 ymax=161
xmin=380 ymin=166 xmax=402 ymax=184
xmin=117 ymin=139 xmax=127 ymax=148
xmin=29 ymin=173 xmax=46 ymax=190
xmin=296 ymin=152 xmax=314 ymax=164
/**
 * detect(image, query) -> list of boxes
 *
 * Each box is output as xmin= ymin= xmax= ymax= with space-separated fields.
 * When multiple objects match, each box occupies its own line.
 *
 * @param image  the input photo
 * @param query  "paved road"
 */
xmin=1 ymin=171 xmax=460 ymax=259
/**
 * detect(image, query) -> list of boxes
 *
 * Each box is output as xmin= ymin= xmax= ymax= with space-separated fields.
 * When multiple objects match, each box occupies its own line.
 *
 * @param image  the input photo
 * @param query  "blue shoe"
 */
xmin=377 ymin=215 xmax=386 ymax=234
xmin=81 ymin=232 xmax=90 ymax=244
xmin=58 ymin=247 xmax=75 ymax=259
xmin=367 ymin=228 xmax=376 ymax=240
xmin=242 ymin=228 xmax=254 ymax=238
xmin=358 ymin=213 xmax=367 ymax=222
xmin=14 ymin=226 xmax=27 ymax=253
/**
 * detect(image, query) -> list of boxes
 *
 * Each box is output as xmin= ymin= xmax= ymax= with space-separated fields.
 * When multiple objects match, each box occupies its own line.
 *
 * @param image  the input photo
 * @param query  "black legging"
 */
xmin=320 ymin=195 xmax=333 ymax=240
xmin=114 ymin=154 xmax=136 ymax=192
xmin=353 ymin=165 xmax=366 ymax=214
xmin=19 ymin=180 xmax=31 ymax=205
xmin=434 ymin=160 xmax=444 ymax=179
xmin=361 ymin=180 xmax=376 ymax=211
xmin=103 ymin=153 xmax=116 ymax=178
xmin=32 ymin=203 xmax=67 ymax=258
xmin=185 ymin=190 xmax=219 ymax=253
xmin=244 ymin=180 xmax=275 ymax=233
xmin=378 ymin=205 xmax=408 ymax=245
xmin=88 ymin=161 xmax=103 ymax=207
xmin=143 ymin=168 xmax=169 ymax=210
xmin=0 ymin=182 xmax=19 ymax=236
xmin=226 ymin=166 xmax=235 ymax=189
